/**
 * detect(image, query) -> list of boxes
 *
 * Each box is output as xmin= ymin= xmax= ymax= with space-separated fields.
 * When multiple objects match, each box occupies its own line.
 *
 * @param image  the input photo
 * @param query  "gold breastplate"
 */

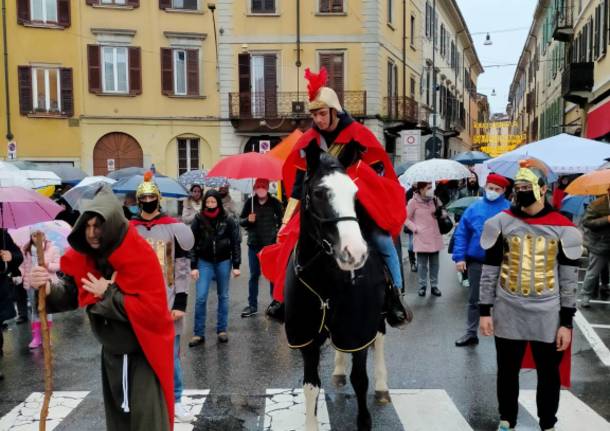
xmin=500 ymin=234 xmax=559 ymax=296
xmin=145 ymin=238 xmax=174 ymax=286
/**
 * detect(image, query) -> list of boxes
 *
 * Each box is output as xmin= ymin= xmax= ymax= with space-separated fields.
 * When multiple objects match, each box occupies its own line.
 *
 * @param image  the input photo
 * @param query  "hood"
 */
xmin=68 ymin=185 xmax=128 ymax=257
xmin=202 ymin=189 xmax=226 ymax=217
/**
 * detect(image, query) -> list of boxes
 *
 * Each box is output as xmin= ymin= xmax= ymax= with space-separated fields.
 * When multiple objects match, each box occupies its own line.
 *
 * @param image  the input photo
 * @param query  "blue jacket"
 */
xmin=452 ymin=196 xmax=510 ymax=263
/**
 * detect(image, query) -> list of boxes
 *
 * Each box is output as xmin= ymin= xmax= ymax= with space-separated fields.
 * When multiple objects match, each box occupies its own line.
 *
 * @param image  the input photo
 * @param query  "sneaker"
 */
xmin=174 ymin=402 xmax=194 ymax=423
xmin=241 ymin=306 xmax=258 ymax=318
xmin=410 ymin=262 xmax=418 ymax=272
xmin=217 ymin=332 xmax=229 ymax=343
xmin=497 ymin=420 xmax=514 ymax=431
xmin=417 ymin=288 xmax=426 ymax=297
xmin=188 ymin=336 xmax=205 ymax=347
xmin=462 ymin=279 xmax=470 ymax=288
xmin=431 ymin=287 xmax=442 ymax=297
xmin=266 ymin=300 xmax=285 ymax=323
xmin=581 ymin=296 xmax=591 ymax=308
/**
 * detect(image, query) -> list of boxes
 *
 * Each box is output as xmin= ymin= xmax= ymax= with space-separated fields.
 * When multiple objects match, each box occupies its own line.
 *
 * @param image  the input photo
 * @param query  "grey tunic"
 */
xmin=479 ymin=211 xmax=583 ymax=343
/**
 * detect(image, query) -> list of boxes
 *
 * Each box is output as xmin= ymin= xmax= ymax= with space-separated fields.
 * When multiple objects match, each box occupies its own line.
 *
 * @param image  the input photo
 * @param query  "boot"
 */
xmin=29 ymin=322 xmax=42 ymax=349
xmin=385 ymin=286 xmax=413 ymax=328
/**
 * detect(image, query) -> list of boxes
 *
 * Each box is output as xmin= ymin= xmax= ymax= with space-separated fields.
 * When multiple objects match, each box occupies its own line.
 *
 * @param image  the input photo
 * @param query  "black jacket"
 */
xmin=239 ymin=195 xmax=284 ymax=248
xmin=0 ymin=230 xmax=24 ymax=322
xmin=191 ymin=212 xmax=241 ymax=269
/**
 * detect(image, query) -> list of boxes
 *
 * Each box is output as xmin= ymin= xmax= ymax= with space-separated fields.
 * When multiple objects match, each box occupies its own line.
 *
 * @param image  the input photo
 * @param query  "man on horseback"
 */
xmin=261 ymin=67 xmax=408 ymax=325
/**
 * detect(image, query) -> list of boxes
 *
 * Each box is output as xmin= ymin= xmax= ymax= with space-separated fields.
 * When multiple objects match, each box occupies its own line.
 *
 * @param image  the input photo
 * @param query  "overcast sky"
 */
xmin=456 ymin=0 xmax=538 ymax=114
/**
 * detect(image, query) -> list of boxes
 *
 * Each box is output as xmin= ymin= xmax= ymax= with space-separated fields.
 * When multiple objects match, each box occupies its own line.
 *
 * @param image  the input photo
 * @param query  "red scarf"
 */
xmin=60 ymin=226 xmax=175 ymax=427
xmin=203 ymin=207 xmax=220 ymax=219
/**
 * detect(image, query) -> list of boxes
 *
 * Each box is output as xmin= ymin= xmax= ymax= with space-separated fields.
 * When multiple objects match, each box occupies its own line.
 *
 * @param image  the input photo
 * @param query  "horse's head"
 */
xmin=301 ymin=140 xmax=368 ymax=271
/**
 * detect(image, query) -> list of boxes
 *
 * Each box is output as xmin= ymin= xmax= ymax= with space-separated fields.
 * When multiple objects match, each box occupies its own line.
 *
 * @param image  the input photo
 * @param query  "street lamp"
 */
xmin=484 ymin=33 xmax=492 ymax=46
xmin=208 ymin=3 xmax=220 ymax=92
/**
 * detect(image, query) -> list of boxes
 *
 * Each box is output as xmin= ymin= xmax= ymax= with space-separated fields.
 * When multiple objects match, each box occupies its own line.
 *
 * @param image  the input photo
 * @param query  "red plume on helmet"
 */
xmin=305 ymin=67 xmax=328 ymax=102
xmin=143 ymin=170 xmax=154 ymax=182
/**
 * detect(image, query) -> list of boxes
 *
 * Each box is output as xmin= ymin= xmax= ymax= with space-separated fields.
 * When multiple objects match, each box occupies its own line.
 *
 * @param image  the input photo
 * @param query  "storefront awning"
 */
xmin=586 ymin=99 xmax=610 ymax=139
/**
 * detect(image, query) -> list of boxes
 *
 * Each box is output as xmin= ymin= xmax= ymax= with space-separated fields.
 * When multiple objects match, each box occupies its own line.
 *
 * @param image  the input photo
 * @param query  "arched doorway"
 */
xmin=93 ymin=132 xmax=143 ymax=175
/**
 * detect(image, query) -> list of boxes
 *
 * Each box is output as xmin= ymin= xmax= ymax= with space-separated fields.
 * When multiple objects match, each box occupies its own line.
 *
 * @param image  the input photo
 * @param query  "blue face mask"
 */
xmin=128 ymin=205 xmax=139 ymax=215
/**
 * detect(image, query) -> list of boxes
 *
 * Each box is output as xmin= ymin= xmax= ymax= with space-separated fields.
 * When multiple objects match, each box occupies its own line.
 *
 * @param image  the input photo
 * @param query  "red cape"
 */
xmin=61 ymin=226 xmax=175 ymax=427
xmin=503 ymin=209 xmax=574 ymax=387
xmin=261 ymin=125 xmax=407 ymax=302
xmin=130 ymin=215 xmax=178 ymax=229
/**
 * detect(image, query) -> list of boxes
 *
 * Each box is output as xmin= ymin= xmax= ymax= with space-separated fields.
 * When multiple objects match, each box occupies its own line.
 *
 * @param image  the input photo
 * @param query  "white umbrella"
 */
xmin=63 ymin=177 xmax=117 ymax=210
xmin=0 ymin=171 xmax=35 ymax=188
xmin=73 ymin=176 xmax=115 ymax=188
xmin=19 ymin=170 xmax=62 ymax=188
xmin=399 ymin=158 xmax=472 ymax=188
xmin=486 ymin=133 xmax=610 ymax=174
xmin=0 ymin=161 xmax=20 ymax=172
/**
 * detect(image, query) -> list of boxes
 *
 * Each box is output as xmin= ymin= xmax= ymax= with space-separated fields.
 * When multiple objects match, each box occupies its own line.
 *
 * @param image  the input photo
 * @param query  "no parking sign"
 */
xmin=7 ymin=140 xmax=16 ymax=160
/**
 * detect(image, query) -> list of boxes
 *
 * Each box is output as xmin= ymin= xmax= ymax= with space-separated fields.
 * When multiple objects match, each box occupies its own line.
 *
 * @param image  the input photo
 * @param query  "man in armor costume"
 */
xmin=260 ymin=67 xmax=408 ymax=324
xmin=131 ymin=172 xmax=196 ymax=423
xmin=478 ymin=160 xmax=583 ymax=431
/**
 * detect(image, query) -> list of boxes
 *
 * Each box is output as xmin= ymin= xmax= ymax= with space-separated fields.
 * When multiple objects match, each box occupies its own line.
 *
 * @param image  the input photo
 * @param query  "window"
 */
xmin=161 ymin=48 xmax=200 ymax=97
xmin=425 ymin=2 xmax=430 ymax=38
xmin=30 ymin=0 xmax=57 ymax=22
xmin=251 ymin=0 xmax=275 ymax=14
xmin=410 ymin=15 xmax=416 ymax=47
xmin=177 ymin=138 xmax=199 ymax=175
xmin=440 ymin=25 xmax=446 ymax=57
xmin=174 ymin=50 xmax=187 ymax=95
xmin=319 ymin=0 xmax=343 ymax=13
xmin=88 ymin=0 xmax=139 ymax=7
xmin=387 ymin=0 xmax=393 ymax=24
xmin=171 ymin=0 xmax=198 ymax=9
xmin=102 ymin=46 xmax=129 ymax=93
xmin=237 ymin=53 xmax=278 ymax=117
xmin=410 ymin=77 xmax=416 ymax=97
xmin=101 ymin=0 xmax=126 ymax=4
xmin=33 ymin=67 xmax=60 ymax=112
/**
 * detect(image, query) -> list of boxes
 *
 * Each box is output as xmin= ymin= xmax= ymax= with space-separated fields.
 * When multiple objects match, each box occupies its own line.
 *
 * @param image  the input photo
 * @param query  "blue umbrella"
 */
xmin=452 ymin=151 xmax=491 ymax=165
xmin=486 ymin=154 xmax=559 ymax=183
xmin=560 ymin=195 xmax=594 ymax=217
xmin=112 ymin=175 xmax=188 ymax=199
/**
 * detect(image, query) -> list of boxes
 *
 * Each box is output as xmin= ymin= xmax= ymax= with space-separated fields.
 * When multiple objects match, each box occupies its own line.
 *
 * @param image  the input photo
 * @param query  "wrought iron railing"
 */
xmin=383 ymin=96 xmax=418 ymax=123
xmin=228 ymin=91 xmax=367 ymax=119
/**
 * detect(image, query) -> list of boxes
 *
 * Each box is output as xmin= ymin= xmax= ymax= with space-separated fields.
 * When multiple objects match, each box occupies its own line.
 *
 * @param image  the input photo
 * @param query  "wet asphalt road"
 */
xmin=1 ymin=246 xmax=609 ymax=431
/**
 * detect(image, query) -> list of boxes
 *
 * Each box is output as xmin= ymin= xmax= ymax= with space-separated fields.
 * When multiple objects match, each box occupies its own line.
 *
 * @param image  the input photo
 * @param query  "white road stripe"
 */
xmin=574 ymin=310 xmax=610 ymax=367
xmin=519 ymin=390 xmax=610 ymax=430
xmin=0 ymin=391 xmax=89 ymax=431
xmin=263 ymin=388 xmax=331 ymax=431
xmin=390 ymin=389 xmax=473 ymax=431
xmin=591 ymin=324 xmax=610 ymax=329
xmin=175 ymin=390 xmax=209 ymax=430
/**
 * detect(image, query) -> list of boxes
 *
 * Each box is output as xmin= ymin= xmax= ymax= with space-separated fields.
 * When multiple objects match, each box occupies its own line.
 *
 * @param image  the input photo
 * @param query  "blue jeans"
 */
xmin=371 ymin=232 xmax=403 ymax=289
xmin=174 ymin=335 xmax=183 ymax=402
xmin=193 ymin=259 xmax=231 ymax=336
xmin=248 ymin=245 xmax=273 ymax=310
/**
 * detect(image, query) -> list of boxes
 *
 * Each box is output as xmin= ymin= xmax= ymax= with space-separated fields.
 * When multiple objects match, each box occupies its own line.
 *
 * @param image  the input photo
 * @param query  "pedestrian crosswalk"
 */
xmin=0 ymin=388 xmax=608 ymax=430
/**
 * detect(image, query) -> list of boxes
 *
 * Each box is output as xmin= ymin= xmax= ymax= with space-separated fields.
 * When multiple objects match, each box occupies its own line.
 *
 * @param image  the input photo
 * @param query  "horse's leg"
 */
xmin=301 ymin=343 xmax=322 ymax=431
xmin=373 ymin=331 xmax=392 ymax=404
xmin=332 ymin=350 xmax=348 ymax=387
xmin=351 ymin=349 xmax=372 ymax=431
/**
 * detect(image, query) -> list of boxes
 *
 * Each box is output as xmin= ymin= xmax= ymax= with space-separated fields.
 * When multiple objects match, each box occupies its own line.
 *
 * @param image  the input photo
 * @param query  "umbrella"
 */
xmin=0 ymin=171 xmax=36 ymax=188
xmin=398 ymin=159 xmax=471 ymax=188
xmin=268 ymin=130 xmax=304 ymax=161
xmin=112 ymin=175 xmax=188 ymax=199
xmin=395 ymin=161 xmax=416 ymax=177
xmin=62 ymin=182 xmax=110 ymax=210
xmin=486 ymin=154 xmax=558 ymax=183
xmin=560 ymin=195 xmax=594 ymax=217
xmin=207 ymin=152 xmax=283 ymax=180
xmin=0 ymin=161 xmax=20 ymax=171
xmin=107 ymin=167 xmax=165 ymax=180
xmin=565 ymin=169 xmax=610 ymax=196
xmin=9 ymin=220 xmax=71 ymax=255
xmin=452 ymin=151 xmax=491 ymax=165
xmin=0 ymin=187 xmax=62 ymax=230
xmin=73 ymin=176 xmax=116 ymax=188
xmin=178 ymin=169 xmax=208 ymax=189
xmin=19 ymin=170 xmax=62 ymax=188
xmin=37 ymin=164 xmax=87 ymax=185
xmin=447 ymin=196 xmax=481 ymax=213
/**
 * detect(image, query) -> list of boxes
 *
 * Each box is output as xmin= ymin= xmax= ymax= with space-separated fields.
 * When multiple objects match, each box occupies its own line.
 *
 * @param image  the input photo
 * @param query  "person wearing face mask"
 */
xmin=122 ymin=193 xmax=138 ymax=221
xmin=189 ymin=190 xmax=241 ymax=346
xmin=451 ymin=174 xmax=510 ymax=347
xmin=405 ymin=182 xmax=444 ymax=297
xmin=239 ymin=179 xmax=284 ymax=318
xmin=181 ymin=185 xmax=203 ymax=226
xmin=130 ymin=173 xmax=196 ymax=423
xmin=478 ymin=160 xmax=583 ymax=431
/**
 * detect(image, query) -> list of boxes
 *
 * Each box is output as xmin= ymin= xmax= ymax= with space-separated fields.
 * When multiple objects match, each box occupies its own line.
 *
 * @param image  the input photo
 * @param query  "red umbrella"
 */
xmin=207 ymin=151 xmax=283 ymax=180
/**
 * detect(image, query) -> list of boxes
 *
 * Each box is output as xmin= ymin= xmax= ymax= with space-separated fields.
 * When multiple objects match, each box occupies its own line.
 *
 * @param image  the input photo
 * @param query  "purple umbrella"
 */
xmin=0 ymin=187 xmax=63 ymax=229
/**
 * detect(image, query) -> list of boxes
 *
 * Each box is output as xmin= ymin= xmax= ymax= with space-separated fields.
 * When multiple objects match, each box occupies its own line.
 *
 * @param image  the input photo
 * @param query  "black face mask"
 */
xmin=515 ymin=191 xmax=538 ymax=208
xmin=141 ymin=199 xmax=159 ymax=214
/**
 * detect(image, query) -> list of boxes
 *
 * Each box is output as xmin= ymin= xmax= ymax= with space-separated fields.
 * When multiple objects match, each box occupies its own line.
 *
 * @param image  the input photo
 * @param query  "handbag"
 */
xmin=434 ymin=199 xmax=453 ymax=235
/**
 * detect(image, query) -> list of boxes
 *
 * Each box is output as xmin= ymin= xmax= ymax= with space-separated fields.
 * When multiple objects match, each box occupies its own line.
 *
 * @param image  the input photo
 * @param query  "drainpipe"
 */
xmin=432 ymin=0 xmax=438 ymax=157
xmin=296 ymin=0 xmax=301 ymax=101
xmin=2 ymin=0 xmax=13 ymax=142
xmin=402 ymin=0 xmax=406 ymax=102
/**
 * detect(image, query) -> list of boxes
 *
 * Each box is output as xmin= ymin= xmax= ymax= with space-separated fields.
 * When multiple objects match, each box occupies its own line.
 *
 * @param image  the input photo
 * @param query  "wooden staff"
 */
xmin=34 ymin=232 xmax=52 ymax=431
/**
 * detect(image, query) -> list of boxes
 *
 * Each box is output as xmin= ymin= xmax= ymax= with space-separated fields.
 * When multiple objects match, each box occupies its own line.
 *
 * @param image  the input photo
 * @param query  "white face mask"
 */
xmin=424 ymin=189 xmax=434 ymax=199
xmin=486 ymin=189 xmax=501 ymax=201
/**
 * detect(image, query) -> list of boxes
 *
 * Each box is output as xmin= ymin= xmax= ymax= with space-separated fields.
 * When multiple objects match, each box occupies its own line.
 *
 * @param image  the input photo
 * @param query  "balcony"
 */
xmin=562 ymin=62 xmax=594 ymax=105
xmin=228 ymin=91 xmax=367 ymax=132
xmin=383 ymin=96 xmax=418 ymax=124
xmin=553 ymin=9 xmax=573 ymax=42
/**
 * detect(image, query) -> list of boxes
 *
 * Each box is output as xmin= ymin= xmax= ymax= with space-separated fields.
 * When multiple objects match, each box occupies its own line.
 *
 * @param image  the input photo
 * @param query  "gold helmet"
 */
xmin=305 ymin=67 xmax=343 ymax=113
xmin=136 ymin=171 xmax=161 ymax=201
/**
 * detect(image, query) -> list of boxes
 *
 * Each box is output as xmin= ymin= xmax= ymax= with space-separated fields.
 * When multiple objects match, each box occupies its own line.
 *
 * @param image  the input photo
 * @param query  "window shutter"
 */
xmin=85 ymin=0 xmax=97 ymax=5
xmin=264 ymin=54 xmax=277 ymax=117
xmin=332 ymin=0 xmax=343 ymax=12
xmin=320 ymin=0 xmax=329 ymax=13
xmin=18 ymin=66 xmax=32 ymax=115
xmin=57 ymin=0 xmax=71 ymax=27
xmin=60 ymin=68 xmax=74 ymax=117
xmin=17 ymin=0 xmax=30 ymax=25
xmin=186 ymin=50 xmax=199 ymax=96
xmin=87 ymin=45 xmax=102 ymax=94
xmin=128 ymin=0 xmax=140 ymax=7
xmin=238 ymin=53 xmax=251 ymax=116
xmin=159 ymin=0 xmax=171 ymax=10
xmin=265 ymin=0 xmax=275 ymax=12
xmin=161 ymin=48 xmax=173 ymax=95
xmin=320 ymin=53 xmax=344 ymax=103
xmin=129 ymin=47 xmax=142 ymax=95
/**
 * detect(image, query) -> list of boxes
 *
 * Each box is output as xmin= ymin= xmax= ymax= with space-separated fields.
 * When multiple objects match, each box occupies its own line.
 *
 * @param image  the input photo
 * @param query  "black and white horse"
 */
xmin=284 ymin=141 xmax=390 ymax=431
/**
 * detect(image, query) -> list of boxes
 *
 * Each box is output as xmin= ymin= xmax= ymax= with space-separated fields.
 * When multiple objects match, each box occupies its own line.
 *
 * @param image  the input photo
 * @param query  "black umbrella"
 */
xmin=452 ymin=151 xmax=491 ymax=165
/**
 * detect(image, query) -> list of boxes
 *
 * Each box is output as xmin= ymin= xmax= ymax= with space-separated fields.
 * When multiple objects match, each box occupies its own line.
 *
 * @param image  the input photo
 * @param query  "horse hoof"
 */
xmin=357 ymin=412 xmax=372 ymax=431
xmin=374 ymin=390 xmax=392 ymax=404
xmin=332 ymin=374 xmax=347 ymax=387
